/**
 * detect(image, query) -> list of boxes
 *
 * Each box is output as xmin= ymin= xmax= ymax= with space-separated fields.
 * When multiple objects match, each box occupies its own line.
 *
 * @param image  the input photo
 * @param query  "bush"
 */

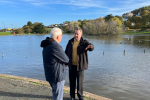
xmin=34 ymin=23 xmax=46 ymax=34
xmin=15 ymin=28 xmax=24 ymax=34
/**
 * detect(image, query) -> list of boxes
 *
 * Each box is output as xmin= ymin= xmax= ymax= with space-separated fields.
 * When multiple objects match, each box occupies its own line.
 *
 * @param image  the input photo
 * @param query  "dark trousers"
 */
xmin=69 ymin=65 xmax=84 ymax=100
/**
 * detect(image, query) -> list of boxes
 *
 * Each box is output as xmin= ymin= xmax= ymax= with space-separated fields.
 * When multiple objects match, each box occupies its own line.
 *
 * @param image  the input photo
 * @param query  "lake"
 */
xmin=0 ymin=34 xmax=150 ymax=100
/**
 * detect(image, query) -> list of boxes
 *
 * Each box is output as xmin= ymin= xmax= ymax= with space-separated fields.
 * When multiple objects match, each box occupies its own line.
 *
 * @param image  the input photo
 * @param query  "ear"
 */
xmin=56 ymin=35 xmax=59 ymax=39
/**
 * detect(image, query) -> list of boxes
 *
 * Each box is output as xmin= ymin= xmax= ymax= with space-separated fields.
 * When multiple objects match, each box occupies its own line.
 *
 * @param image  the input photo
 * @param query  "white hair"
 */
xmin=50 ymin=27 xmax=62 ymax=38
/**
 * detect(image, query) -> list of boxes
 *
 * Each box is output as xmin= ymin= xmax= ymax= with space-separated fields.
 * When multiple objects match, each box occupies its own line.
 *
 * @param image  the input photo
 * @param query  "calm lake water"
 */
xmin=0 ymin=34 xmax=150 ymax=100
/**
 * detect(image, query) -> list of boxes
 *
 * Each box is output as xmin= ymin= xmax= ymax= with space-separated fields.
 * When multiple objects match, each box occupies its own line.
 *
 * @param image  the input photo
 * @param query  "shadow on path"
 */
xmin=0 ymin=91 xmax=71 ymax=100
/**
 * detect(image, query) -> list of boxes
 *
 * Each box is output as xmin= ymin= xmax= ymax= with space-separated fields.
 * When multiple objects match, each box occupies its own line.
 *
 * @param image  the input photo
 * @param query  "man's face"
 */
xmin=74 ymin=30 xmax=82 ymax=41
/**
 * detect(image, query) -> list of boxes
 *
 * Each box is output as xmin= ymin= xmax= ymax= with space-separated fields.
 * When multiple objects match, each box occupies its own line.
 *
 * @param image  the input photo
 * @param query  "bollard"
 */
xmin=124 ymin=50 xmax=125 ymax=56
xmin=144 ymin=50 xmax=145 ymax=53
xmin=2 ymin=53 xmax=4 ymax=60
xmin=2 ymin=53 xmax=4 ymax=57
xmin=103 ymin=51 xmax=104 ymax=55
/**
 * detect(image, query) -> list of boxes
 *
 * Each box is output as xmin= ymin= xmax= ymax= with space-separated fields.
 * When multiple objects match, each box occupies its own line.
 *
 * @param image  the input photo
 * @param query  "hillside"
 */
xmin=131 ymin=5 xmax=150 ymax=15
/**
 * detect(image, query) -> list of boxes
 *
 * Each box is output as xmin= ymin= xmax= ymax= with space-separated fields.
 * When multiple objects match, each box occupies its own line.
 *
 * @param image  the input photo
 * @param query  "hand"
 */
xmin=65 ymin=65 xmax=67 ymax=70
xmin=85 ymin=45 xmax=93 ymax=50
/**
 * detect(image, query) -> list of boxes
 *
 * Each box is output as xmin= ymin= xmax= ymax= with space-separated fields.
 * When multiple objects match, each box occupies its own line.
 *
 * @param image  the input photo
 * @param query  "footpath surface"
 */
xmin=0 ymin=74 xmax=111 ymax=100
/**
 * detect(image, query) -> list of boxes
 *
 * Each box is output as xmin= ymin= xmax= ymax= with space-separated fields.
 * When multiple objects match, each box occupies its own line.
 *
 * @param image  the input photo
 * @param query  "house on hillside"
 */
xmin=63 ymin=23 xmax=68 ymax=26
xmin=122 ymin=12 xmax=133 ymax=19
xmin=58 ymin=23 xmax=63 ymax=27
xmin=131 ymin=22 xmax=135 ymax=26
xmin=137 ymin=12 xmax=141 ymax=16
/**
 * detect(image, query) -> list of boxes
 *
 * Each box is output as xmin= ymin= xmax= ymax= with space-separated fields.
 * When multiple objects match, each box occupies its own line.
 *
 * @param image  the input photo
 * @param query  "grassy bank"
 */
xmin=0 ymin=32 xmax=12 ymax=35
xmin=123 ymin=31 xmax=150 ymax=34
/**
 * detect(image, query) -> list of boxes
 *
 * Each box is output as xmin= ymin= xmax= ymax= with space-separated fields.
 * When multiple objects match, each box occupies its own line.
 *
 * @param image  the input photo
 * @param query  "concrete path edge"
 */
xmin=0 ymin=74 xmax=111 ymax=100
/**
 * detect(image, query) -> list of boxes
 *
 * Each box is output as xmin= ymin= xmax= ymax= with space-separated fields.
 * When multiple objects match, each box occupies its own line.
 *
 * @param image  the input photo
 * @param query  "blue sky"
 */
xmin=0 ymin=0 xmax=150 ymax=29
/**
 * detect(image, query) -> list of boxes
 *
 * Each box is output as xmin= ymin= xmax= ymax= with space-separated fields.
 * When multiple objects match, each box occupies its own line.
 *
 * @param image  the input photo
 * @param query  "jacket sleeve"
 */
xmin=51 ymin=44 xmax=69 ymax=64
xmin=85 ymin=40 xmax=94 ymax=51
xmin=65 ymin=41 xmax=69 ymax=56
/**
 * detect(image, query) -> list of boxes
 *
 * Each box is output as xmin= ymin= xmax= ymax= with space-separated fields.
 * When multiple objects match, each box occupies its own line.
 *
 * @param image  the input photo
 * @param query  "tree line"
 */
xmin=131 ymin=5 xmax=150 ymax=15
xmin=11 ymin=5 xmax=150 ymax=35
xmin=60 ymin=14 xmax=124 ymax=35
xmin=125 ymin=14 xmax=150 ymax=29
xmin=14 ymin=21 xmax=47 ymax=34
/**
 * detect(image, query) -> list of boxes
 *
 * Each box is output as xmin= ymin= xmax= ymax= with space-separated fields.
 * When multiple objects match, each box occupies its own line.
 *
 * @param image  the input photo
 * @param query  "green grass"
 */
xmin=28 ymin=81 xmax=44 ymax=85
xmin=84 ymin=96 xmax=96 ymax=100
xmin=0 ymin=32 xmax=12 ymax=35
xmin=63 ymin=89 xmax=70 ymax=93
xmin=123 ymin=31 xmax=150 ymax=34
xmin=0 ymin=76 xmax=23 ymax=80
xmin=46 ymin=28 xmax=51 ymax=32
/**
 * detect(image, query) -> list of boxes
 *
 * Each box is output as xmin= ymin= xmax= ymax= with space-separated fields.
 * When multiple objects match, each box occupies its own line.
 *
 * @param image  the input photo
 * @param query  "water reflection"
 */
xmin=84 ymin=34 xmax=150 ymax=47
xmin=0 ymin=34 xmax=150 ymax=100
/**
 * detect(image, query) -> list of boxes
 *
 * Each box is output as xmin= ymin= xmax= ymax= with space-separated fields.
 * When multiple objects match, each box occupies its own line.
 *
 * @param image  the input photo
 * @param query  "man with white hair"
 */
xmin=41 ymin=27 xmax=69 ymax=100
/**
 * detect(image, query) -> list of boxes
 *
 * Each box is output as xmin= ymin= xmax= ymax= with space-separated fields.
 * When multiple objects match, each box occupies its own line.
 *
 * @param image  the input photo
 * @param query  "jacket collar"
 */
xmin=70 ymin=37 xmax=83 ymax=42
xmin=40 ymin=37 xmax=55 ymax=48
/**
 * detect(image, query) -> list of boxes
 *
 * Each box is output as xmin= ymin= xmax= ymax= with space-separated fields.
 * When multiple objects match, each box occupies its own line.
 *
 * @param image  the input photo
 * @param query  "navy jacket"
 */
xmin=41 ymin=37 xmax=69 ymax=83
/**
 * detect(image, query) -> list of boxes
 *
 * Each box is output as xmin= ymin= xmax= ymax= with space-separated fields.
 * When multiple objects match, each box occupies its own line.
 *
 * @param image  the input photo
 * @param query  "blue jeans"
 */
xmin=49 ymin=80 xmax=65 ymax=100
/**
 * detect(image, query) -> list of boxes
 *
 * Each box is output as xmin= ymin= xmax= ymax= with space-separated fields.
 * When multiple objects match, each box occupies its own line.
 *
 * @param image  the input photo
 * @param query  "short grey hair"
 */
xmin=50 ymin=27 xmax=62 ymax=38
xmin=75 ymin=27 xmax=83 ymax=34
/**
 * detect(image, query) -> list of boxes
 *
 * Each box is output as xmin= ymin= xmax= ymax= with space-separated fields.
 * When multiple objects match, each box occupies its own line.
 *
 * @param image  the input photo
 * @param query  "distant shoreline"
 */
xmin=1 ymin=31 xmax=150 ymax=37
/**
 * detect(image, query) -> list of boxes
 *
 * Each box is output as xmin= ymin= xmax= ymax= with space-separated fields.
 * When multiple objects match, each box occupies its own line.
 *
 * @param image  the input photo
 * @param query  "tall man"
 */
xmin=65 ymin=27 xmax=94 ymax=100
xmin=41 ymin=27 xmax=69 ymax=100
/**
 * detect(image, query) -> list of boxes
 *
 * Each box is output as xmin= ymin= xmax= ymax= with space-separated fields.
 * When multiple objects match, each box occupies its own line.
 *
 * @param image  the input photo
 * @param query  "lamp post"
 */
xmin=2 ymin=22 xmax=5 ymax=32
xmin=11 ymin=24 xmax=13 ymax=30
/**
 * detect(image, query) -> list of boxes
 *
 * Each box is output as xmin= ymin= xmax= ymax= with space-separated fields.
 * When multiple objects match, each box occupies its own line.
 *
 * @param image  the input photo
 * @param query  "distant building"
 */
xmin=46 ymin=23 xmax=68 ymax=28
xmin=63 ymin=23 xmax=68 ymax=26
xmin=54 ymin=24 xmax=58 ymax=27
xmin=7 ymin=28 xmax=12 ymax=31
xmin=131 ymin=22 xmax=135 ymax=26
xmin=122 ymin=12 xmax=133 ymax=19
xmin=137 ymin=12 xmax=141 ymax=16
xmin=45 ymin=25 xmax=54 ymax=28
xmin=58 ymin=23 xmax=63 ymax=27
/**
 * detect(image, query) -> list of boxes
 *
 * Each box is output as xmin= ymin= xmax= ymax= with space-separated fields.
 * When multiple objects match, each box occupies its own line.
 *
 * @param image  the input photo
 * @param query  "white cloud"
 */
xmin=3 ymin=0 xmax=150 ymax=16
xmin=22 ymin=0 xmax=150 ymax=13
xmin=31 ymin=2 xmax=48 ymax=6
xmin=94 ymin=0 xmax=150 ymax=16
xmin=22 ymin=0 xmax=106 ymax=8
xmin=0 ymin=0 xmax=14 ymax=4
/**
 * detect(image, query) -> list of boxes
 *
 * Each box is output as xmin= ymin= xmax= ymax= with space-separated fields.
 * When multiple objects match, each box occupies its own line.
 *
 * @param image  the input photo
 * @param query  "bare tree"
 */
xmin=106 ymin=21 xmax=123 ymax=34
xmin=83 ymin=20 xmax=124 ymax=35
xmin=83 ymin=20 xmax=107 ymax=35
xmin=67 ymin=21 xmax=80 ymax=32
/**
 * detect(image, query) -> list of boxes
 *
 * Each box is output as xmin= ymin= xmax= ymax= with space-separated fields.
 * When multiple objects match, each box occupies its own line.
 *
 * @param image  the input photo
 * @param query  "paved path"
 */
xmin=0 ymin=74 xmax=111 ymax=100
xmin=0 ymin=77 xmax=71 ymax=100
